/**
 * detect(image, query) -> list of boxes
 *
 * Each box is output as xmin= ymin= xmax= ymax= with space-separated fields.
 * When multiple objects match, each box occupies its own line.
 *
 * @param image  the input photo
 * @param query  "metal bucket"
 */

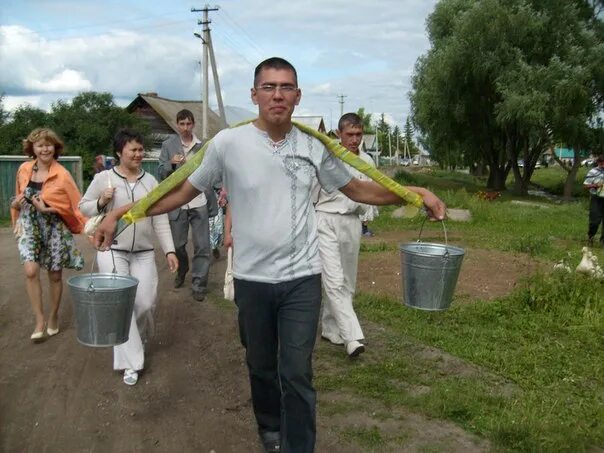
xmin=399 ymin=221 xmax=464 ymax=311
xmin=67 ymin=272 xmax=138 ymax=347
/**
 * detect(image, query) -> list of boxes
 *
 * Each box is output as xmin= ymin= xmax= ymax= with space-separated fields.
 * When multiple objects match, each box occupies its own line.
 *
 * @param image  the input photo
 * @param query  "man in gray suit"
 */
xmin=158 ymin=109 xmax=217 ymax=301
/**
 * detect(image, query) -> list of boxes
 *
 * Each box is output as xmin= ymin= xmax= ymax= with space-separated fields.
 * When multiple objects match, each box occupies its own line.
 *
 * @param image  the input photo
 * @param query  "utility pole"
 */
xmin=336 ymin=94 xmax=347 ymax=118
xmin=207 ymin=32 xmax=227 ymax=128
xmin=192 ymin=5 xmax=219 ymax=140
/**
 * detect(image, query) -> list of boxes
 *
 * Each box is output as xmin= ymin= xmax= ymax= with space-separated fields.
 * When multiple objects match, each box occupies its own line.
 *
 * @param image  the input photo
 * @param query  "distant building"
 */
xmin=292 ymin=116 xmax=326 ymax=133
xmin=127 ymin=93 xmax=226 ymax=156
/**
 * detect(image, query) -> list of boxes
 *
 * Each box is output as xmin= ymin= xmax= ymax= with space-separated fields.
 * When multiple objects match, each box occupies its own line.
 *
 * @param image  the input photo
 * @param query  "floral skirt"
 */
xmin=17 ymin=186 xmax=84 ymax=271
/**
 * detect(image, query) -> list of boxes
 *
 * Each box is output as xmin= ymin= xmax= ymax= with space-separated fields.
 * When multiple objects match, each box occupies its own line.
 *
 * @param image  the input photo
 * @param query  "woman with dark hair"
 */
xmin=10 ymin=127 xmax=85 ymax=342
xmin=79 ymin=129 xmax=178 ymax=386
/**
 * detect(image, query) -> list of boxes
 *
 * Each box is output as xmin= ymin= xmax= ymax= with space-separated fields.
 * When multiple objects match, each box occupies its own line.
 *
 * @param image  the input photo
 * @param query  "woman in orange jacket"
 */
xmin=10 ymin=128 xmax=85 ymax=342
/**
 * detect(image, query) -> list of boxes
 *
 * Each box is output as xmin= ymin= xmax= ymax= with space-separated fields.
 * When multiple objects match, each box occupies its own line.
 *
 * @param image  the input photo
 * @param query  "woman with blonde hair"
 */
xmin=10 ymin=128 xmax=85 ymax=341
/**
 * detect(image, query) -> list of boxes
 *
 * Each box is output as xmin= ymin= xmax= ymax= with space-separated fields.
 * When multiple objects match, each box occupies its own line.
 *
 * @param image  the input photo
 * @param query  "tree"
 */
xmin=0 ymin=94 xmax=9 ymax=127
xmin=403 ymin=117 xmax=418 ymax=156
xmin=50 ymin=92 xmax=149 ymax=182
xmin=411 ymin=0 xmax=604 ymax=195
xmin=356 ymin=107 xmax=374 ymax=133
xmin=375 ymin=113 xmax=391 ymax=156
xmin=0 ymin=91 xmax=149 ymax=183
xmin=0 ymin=105 xmax=50 ymax=154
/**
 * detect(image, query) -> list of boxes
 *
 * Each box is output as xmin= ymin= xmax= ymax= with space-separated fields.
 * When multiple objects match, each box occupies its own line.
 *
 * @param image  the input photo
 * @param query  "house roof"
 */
xmin=292 ymin=115 xmax=325 ymax=131
xmin=127 ymin=93 xmax=226 ymax=138
xmin=361 ymin=134 xmax=377 ymax=150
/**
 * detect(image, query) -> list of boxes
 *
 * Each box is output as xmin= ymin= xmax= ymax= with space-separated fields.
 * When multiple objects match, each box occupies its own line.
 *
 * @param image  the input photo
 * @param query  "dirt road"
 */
xmin=1 ymin=226 xmax=529 ymax=452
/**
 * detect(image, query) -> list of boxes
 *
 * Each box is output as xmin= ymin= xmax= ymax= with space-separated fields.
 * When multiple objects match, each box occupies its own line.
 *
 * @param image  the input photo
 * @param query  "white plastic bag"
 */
xmin=85 ymin=171 xmax=112 ymax=237
xmin=223 ymin=247 xmax=235 ymax=301
xmin=84 ymin=214 xmax=106 ymax=236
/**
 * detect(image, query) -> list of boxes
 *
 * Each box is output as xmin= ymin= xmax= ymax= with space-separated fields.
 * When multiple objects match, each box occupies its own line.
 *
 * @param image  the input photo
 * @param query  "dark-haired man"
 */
xmin=315 ymin=112 xmax=377 ymax=358
xmin=158 ymin=109 xmax=217 ymax=301
xmin=97 ymin=57 xmax=446 ymax=453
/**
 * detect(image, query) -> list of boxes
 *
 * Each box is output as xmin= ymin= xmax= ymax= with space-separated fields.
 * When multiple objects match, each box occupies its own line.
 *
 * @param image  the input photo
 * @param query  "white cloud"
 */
xmin=26 ymin=69 xmax=92 ymax=92
xmin=0 ymin=0 xmax=438 ymax=127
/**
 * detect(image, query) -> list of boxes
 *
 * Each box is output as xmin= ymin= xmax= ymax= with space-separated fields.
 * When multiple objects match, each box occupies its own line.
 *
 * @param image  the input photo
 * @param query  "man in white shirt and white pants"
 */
xmin=315 ymin=112 xmax=378 ymax=357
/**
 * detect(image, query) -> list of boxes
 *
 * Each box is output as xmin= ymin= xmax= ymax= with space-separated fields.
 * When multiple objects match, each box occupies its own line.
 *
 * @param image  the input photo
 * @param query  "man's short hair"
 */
xmin=338 ymin=112 xmax=363 ymax=131
xmin=113 ymin=129 xmax=144 ymax=158
xmin=176 ymin=109 xmax=195 ymax=123
xmin=597 ymin=154 xmax=604 ymax=164
xmin=254 ymin=57 xmax=298 ymax=87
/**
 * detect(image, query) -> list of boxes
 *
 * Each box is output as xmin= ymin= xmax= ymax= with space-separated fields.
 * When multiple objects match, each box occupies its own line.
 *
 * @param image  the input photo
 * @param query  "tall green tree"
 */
xmin=375 ymin=113 xmax=391 ymax=156
xmin=411 ymin=0 xmax=604 ymax=195
xmin=403 ymin=117 xmax=418 ymax=156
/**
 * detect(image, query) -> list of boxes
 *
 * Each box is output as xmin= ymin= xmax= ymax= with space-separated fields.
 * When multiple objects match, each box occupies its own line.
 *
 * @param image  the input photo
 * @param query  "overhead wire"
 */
xmin=218 ymin=8 xmax=265 ymax=56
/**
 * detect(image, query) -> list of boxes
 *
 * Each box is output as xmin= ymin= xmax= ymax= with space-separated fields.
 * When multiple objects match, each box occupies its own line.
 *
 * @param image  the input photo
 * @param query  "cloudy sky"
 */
xmin=0 ymin=0 xmax=438 ymax=130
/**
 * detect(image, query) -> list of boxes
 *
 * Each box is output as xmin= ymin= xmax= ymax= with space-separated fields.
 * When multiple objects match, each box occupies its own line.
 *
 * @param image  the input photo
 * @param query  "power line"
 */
xmin=218 ymin=7 xmax=265 ymax=56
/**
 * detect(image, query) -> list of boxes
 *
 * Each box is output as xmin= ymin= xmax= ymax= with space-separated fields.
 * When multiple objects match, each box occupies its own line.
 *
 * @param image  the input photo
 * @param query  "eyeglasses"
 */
xmin=256 ymin=84 xmax=298 ymax=94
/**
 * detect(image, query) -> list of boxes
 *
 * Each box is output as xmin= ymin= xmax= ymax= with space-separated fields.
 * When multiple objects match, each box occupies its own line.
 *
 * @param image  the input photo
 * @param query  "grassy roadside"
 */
xmin=315 ymin=168 xmax=603 ymax=451
xmin=316 ymin=272 xmax=603 ymax=451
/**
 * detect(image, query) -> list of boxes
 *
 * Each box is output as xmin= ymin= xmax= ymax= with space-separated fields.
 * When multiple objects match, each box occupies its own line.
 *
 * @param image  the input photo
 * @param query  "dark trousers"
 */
xmin=588 ymin=195 xmax=604 ymax=241
xmin=234 ymin=274 xmax=322 ymax=453
xmin=170 ymin=206 xmax=210 ymax=290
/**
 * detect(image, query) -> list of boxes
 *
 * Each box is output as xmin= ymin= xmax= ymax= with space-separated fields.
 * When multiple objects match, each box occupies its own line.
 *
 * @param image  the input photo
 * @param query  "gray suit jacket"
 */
xmin=158 ymin=134 xmax=218 ymax=220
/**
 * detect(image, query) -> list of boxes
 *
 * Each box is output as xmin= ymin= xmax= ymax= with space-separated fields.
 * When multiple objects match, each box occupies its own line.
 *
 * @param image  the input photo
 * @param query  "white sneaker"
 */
xmin=346 ymin=340 xmax=365 ymax=358
xmin=123 ymin=369 xmax=139 ymax=386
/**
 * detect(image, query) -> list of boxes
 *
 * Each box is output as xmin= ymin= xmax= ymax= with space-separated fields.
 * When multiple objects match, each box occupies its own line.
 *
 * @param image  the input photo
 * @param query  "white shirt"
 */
xmin=188 ymin=123 xmax=352 ymax=283
xmin=315 ymin=150 xmax=378 ymax=221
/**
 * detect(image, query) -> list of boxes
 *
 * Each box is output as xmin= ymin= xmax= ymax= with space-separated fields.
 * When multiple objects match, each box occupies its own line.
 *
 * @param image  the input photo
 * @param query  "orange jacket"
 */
xmin=11 ymin=159 xmax=86 ymax=234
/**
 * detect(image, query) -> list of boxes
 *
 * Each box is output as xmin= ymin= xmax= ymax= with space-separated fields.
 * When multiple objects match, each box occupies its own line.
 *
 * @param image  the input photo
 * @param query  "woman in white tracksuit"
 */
xmin=79 ymin=130 xmax=178 ymax=386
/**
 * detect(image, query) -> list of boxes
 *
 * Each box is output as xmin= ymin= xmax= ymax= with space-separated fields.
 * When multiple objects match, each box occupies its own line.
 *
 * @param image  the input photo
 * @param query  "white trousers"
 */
xmin=317 ymin=211 xmax=364 ymax=344
xmin=97 ymin=249 xmax=158 ymax=371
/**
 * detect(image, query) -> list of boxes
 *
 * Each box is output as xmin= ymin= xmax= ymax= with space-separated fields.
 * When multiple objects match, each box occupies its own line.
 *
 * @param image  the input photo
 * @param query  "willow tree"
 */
xmin=411 ymin=0 xmax=604 ymax=194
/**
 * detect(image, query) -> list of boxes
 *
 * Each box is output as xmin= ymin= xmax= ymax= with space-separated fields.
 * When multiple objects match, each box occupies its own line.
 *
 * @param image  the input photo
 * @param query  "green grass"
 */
xmin=371 ymin=185 xmax=595 ymax=262
xmin=315 ymin=168 xmax=603 ymax=451
xmin=316 ymin=273 xmax=603 ymax=451
xmin=519 ymin=167 xmax=590 ymax=198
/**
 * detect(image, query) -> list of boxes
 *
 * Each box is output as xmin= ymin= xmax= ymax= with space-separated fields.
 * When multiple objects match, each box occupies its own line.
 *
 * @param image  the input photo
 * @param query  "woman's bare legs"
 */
xmin=24 ymin=261 xmax=45 ymax=333
xmin=47 ymin=270 xmax=63 ymax=331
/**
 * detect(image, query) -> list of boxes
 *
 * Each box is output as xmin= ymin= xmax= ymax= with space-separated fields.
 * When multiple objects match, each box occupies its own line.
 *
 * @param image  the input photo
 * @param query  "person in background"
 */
xmin=79 ymin=129 xmax=178 ymax=386
xmin=583 ymin=154 xmax=604 ymax=247
xmin=209 ymin=186 xmax=228 ymax=259
xmin=314 ymin=112 xmax=376 ymax=357
xmin=158 ymin=109 xmax=218 ymax=301
xmin=10 ymin=128 xmax=85 ymax=342
xmin=94 ymin=57 xmax=446 ymax=451
xmin=94 ymin=155 xmax=106 ymax=174
xmin=361 ymin=219 xmax=375 ymax=237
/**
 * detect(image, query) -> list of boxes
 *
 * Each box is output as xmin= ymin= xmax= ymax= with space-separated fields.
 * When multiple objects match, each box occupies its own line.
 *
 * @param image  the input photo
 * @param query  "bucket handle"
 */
xmin=417 ymin=218 xmax=450 ymax=258
xmin=87 ymin=250 xmax=118 ymax=293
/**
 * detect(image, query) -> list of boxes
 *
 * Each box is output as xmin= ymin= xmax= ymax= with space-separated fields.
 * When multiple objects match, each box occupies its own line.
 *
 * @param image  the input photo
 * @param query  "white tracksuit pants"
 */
xmin=317 ymin=211 xmax=364 ymax=344
xmin=97 ymin=249 xmax=158 ymax=372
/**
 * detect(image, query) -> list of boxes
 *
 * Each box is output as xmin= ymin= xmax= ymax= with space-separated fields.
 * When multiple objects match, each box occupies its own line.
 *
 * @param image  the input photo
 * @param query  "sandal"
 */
xmin=123 ymin=369 xmax=139 ymax=386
